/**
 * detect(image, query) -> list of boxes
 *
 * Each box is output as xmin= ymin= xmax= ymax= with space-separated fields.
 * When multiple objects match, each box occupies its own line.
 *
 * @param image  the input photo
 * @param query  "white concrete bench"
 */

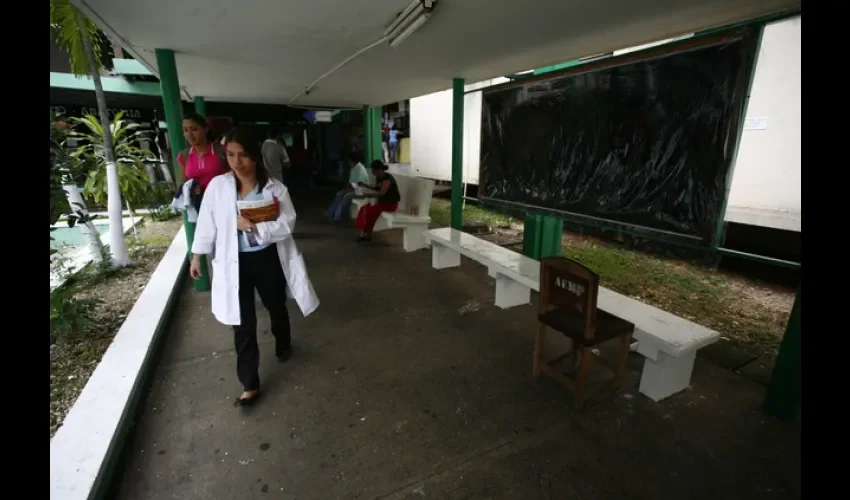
xmin=594 ymin=288 xmax=719 ymax=401
xmin=350 ymin=172 xmax=435 ymax=252
xmin=423 ymin=227 xmax=540 ymax=309
xmin=422 ymin=227 xmax=720 ymax=402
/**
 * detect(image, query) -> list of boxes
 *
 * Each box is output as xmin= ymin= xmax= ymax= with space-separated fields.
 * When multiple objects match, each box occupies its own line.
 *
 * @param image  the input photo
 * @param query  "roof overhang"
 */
xmin=73 ymin=0 xmax=801 ymax=107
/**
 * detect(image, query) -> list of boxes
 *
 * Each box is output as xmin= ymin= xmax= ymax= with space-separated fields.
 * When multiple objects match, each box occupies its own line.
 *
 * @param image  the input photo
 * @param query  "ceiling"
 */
xmin=74 ymin=0 xmax=801 ymax=108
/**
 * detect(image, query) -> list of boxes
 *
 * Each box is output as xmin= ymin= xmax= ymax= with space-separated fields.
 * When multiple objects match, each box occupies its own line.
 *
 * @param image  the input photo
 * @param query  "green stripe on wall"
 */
xmin=50 ymin=72 xmax=161 ymax=96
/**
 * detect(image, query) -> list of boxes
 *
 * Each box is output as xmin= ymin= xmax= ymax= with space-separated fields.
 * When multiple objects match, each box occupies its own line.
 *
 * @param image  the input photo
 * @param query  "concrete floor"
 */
xmin=112 ymin=195 xmax=800 ymax=500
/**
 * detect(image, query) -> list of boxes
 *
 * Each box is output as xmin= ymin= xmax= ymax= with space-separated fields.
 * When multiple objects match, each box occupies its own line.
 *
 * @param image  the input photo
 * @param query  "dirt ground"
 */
xmin=50 ymin=217 xmax=183 ymax=437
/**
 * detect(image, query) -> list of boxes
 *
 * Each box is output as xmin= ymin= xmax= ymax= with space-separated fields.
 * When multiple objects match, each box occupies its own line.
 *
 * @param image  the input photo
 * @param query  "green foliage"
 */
xmin=149 ymin=204 xmax=179 ymax=222
xmin=49 ymin=0 xmax=110 ymax=76
xmin=69 ymin=112 xmax=157 ymax=208
xmin=50 ymin=114 xmax=70 ymax=228
xmin=49 ymin=287 xmax=101 ymax=343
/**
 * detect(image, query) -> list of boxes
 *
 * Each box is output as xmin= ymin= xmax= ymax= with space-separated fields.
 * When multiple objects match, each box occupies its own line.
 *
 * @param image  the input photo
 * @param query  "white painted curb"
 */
xmin=50 ymin=227 xmax=188 ymax=500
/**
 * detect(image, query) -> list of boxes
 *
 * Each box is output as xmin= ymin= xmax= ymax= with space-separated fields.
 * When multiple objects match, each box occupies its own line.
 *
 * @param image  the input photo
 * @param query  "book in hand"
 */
xmin=237 ymin=197 xmax=279 ymax=223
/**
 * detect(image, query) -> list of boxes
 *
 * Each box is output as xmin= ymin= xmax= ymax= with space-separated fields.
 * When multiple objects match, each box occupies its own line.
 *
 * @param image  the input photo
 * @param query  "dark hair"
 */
xmin=182 ymin=112 xmax=213 ymax=141
xmin=223 ymin=126 xmax=270 ymax=189
xmin=370 ymin=159 xmax=388 ymax=171
xmin=348 ymin=151 xmax=363 ymax=164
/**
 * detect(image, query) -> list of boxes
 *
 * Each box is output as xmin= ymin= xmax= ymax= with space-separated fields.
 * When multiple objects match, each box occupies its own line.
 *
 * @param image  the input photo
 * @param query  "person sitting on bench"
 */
xmin=325 ymin=151 xmax=369 ymax=222
xmin=354 ymin=160 xmax=400 ymax=242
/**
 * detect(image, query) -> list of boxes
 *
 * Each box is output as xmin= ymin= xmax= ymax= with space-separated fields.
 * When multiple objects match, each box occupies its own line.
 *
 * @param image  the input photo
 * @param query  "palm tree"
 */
xmin=50 ymin=0 xmax=130 ymax=267
xmin=51 ymin=114 xmax=105 ymax=264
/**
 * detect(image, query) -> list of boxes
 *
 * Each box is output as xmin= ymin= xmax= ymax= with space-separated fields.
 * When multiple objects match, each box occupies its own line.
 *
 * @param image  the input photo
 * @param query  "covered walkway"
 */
xmin=111 ymin=195 xmax=800 ymax=500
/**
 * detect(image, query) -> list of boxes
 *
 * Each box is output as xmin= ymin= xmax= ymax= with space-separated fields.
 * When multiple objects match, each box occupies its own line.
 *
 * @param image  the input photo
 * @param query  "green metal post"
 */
xmin=763 ymin=288 xmax=801 ymax=420
xmin=451 ymin=78 xmax=465 ymax=230
xmin=193 ymin=96 xmax=207 ymax=117
xmin=362 ymin=106 xmax=372 ymax=163
xmin=369 ymin=107 xmax=382 ymax=163
xmin=155 ymin=48 xmax=211 ymax=292
xmin=362 ymin=106 xmax=382 ymax=164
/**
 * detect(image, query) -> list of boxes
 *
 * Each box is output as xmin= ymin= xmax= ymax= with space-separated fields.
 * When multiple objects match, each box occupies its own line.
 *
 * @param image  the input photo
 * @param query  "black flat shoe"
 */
xmin=233 ymin=392 xmax=260 ymax=407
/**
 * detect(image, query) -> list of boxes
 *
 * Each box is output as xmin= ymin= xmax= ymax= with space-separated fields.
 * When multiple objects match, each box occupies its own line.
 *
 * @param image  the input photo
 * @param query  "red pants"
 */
xmin=356 ymin=202 xmax=398 ymax=235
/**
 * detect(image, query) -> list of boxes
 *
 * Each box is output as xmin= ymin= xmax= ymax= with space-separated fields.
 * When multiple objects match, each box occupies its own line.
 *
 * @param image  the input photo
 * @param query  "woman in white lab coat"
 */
xmin=189 ymin=127 xmax=319 ymax=406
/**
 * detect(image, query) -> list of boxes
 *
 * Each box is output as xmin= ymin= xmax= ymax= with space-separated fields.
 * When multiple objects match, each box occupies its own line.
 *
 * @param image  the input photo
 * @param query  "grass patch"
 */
xmin=564 ymin=237 xmax=788 ymax=357
xmin=430 ymin=198 xmax=517 ymax=228
xmin=140 ymin=235 xmax=174 ymax=246
xmin=50 ymin=217 xmax=183 ymax=437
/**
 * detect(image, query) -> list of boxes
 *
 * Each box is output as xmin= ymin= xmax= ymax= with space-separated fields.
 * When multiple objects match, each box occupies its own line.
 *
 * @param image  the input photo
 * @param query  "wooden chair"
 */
xmin=532 ymin=257 xmax=635 ymax=409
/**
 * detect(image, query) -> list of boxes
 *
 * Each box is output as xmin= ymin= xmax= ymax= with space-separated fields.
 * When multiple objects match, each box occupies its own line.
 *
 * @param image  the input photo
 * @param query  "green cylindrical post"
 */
xmin=451 ymin=78 xmax=465 ymax=230
xmin=193 ymin=96 xmax=207 ymax=117
xmin=362 ymin=106 xmax=372 ymax=164
xmin=155 ymin=48 xmax=211 ymax=292
xmin=361 ymin=106 xmax=383 ymax=164
xmin=763 ymin=288 xmax=801 ymax=420
xmin=370 ymin=107 xmax=383 ymax=163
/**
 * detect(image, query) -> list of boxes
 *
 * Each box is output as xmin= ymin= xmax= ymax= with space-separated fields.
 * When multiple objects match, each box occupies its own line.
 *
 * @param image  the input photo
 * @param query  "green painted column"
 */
xmin=363 ymin=106 xmax=382 ymax=164
xmin=522 ymin=213 xmax=563 ymax=259
xmin=450 ymin=78 xmax=464 ymax=230
xmin=193 ymin=96 xmax=207 ymax=116
xmin=362 ymin=106 xmax=372 ymax=163
xmin=362 ymin=106 xmax=382 ymax=163
xmin=763 ymin=288 xmax=801 ymax=420
xmin=155 ymin=48 xmax=211 ymax=292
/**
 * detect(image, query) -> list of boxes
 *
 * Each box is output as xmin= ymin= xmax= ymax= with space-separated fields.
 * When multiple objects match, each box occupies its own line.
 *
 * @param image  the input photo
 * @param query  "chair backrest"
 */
xmin=539 ymin=257 xmax=600 ymax=339
xmin=391 ymin=173 xmax=435 ymax=216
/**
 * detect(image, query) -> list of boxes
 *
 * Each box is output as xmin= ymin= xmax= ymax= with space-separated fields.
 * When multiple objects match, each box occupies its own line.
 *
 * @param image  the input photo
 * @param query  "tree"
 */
xmin=50 ymin=114 xmax=105 ymax=264
xmin=50 ymin=0 xmax=130 ymax=267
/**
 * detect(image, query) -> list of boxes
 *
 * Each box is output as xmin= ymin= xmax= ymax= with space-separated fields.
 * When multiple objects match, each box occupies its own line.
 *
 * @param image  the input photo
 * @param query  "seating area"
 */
xmin=350 ymin=171 xmax=436 ymax=251
xmin=423 ymin=227 xmax=721 ymax=403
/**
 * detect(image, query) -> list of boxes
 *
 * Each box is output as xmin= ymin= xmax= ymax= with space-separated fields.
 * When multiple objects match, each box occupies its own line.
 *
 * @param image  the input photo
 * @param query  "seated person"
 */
xmin=354 ymin=160 xmax=400 ymax=242
xmin=326 ymin=152 xmax=369 ymax=222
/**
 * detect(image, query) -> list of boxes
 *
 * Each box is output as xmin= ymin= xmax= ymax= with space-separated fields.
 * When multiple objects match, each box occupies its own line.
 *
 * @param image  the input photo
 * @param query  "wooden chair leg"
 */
xmin=574 ymin=347 xmax=592 ymax=409
xmin=615 ymin=333 xmax=632 ymax=389
xmin=532 ymin=323 xmax=546 ymax=378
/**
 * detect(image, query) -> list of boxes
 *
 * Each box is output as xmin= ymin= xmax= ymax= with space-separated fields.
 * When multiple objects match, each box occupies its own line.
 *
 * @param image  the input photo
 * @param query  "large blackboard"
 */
xmin=479 ymin=31 xmax=757 ymax=242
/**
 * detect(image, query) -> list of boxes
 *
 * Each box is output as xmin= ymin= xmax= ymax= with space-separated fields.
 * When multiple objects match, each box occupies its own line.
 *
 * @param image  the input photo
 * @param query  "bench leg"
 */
xmin=402 ymin=225 xmax=428 ymax=252
xmin=494 ymin=274 xmax=531 ymax=309
xmin=638 ymin=351 xmax=697 ymax=402
xmin=431 ymin=244 xmax=461 ymax=269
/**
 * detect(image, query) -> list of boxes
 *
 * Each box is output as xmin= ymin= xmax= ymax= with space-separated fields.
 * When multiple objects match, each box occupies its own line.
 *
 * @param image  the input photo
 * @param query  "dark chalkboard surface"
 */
xmin=479 ymin=30 xmax=757 ymax=242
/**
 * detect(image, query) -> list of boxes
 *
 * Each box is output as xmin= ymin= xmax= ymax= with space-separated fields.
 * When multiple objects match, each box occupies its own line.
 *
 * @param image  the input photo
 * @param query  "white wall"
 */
xmin=409 ymin=78 xmax=509 ymax=186
xmin=725 ymin=16 xmax=801 ymax=232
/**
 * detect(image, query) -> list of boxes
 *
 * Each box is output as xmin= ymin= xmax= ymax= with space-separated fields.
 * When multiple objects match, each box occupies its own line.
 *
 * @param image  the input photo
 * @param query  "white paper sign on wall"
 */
xmin=744 ymin=116 xmax=768 ymax=130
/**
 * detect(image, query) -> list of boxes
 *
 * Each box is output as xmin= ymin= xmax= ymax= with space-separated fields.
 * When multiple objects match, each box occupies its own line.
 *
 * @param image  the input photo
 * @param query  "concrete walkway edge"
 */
xmin=51 ymin=227 xmax=189 ymax=500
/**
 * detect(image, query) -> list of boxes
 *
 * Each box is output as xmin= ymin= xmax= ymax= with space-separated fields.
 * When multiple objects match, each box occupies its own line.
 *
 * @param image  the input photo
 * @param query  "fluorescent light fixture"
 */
xmin=389 ymin=13 xmax=431 ymax=48
xmin=385 ymin=0 xmax=436 ymax=48
xmin=384 ymin=1 xmax=421 ymax=36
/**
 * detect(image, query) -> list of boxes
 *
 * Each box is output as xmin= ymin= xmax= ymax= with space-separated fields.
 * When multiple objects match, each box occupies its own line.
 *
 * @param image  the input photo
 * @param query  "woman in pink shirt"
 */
xmin=177 ymin=112 xmax=228 ymax=193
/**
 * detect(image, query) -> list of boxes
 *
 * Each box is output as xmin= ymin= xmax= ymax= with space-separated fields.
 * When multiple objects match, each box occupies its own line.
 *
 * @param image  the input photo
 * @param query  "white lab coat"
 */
xmin=191 ymin=172 xmax=320 ymax=325
xmin=169 ymin=179 xmax=198 ymax=222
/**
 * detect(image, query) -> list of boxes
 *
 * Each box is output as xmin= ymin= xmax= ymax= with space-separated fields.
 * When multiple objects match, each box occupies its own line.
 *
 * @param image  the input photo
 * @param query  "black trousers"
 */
xmin=233 ymin=245 xmax=291 ymax=391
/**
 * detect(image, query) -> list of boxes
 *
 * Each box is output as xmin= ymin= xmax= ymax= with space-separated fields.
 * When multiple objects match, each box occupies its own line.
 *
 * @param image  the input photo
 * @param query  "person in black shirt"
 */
xmin=355 ymin=160 xmax=401 ymax=242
